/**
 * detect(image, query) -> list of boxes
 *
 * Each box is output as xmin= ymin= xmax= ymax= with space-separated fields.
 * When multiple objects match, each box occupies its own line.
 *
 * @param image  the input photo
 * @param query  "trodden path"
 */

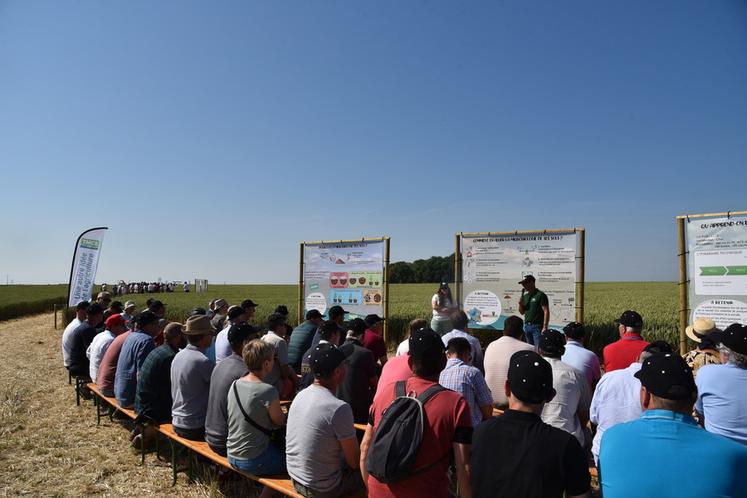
xmin=0 ymin=312 xmax=215 ymax=497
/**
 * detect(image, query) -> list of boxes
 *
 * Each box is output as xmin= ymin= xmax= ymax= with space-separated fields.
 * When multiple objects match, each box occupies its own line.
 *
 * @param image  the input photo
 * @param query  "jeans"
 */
xmin=524 ymin=323 xmax=542 ymax=348
xmin=229 ymin=444 xmax=286 ymax=475
xmin=431 ymin=318 xmax=453 ymax=336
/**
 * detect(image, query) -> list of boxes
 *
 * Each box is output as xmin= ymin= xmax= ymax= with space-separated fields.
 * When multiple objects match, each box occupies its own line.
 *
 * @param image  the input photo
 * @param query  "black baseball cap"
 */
xmin=228 ymin=323 xmax=259 ymax=347
xmin=310 ymin=343 xmax=346 ymax=377
xmin=563 ymin=322 xmax=585 ymax=339
xmin=328 ymin=305 xmax=348 ymax=319
xmin=148 ymin=300 xmax=165 ymax=311
xmin=364 ymin=314 xmax=385 ymax=327
xmin=135 ymin=310 xmax=159 ymax=327
xmin=227 ymin=306 xmax=246 ymax=321
xmin=615 ymin=310 xmax=643 ymax=328
xmin=634 ymin=352 xmax=696 ymax=400
xmin=539 ymin=329 xmax=566 ymax=355
xmin=714 ymin=323 xmax=747 ymax=355
xmin=508 ymin=350 xmax=555 ymax=404
xmin=409 ymin=327 xmax=446 ymax=359
xmin=518 ymin=275 xmax=536 ymax=285
xmin=305 ymin=309 xmax=323 ymax=320
xmin=348 ymin=318 xmax=366 ymax=336
xmin=643 ymin=340 xmax=674 ymax=355
xmin=275 ymin=305 xmax=289 ymax=316
xmin=240 ymin=299 xmax=259 ymax=309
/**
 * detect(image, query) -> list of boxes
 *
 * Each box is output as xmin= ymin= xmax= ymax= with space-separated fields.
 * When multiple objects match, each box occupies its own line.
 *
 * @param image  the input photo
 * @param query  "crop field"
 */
xmin=1 ymin=282 xmax=681 ymax=354
xmin=0 ymin=284 xmax=68 ymax=321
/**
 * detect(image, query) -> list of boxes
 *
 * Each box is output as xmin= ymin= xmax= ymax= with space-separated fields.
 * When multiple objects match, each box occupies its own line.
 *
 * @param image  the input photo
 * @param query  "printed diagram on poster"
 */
xmin=301 ymin=239 xmax=388 ymax=320
xmin=458 ymin=230 xmax=582 ymax=330
xmin=686 ymin=214 xmax=747 ymax=329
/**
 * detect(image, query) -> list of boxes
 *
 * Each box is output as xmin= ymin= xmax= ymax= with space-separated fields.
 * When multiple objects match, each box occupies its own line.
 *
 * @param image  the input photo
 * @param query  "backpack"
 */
xmin=365 ymin=380 xmax=447 ymax=484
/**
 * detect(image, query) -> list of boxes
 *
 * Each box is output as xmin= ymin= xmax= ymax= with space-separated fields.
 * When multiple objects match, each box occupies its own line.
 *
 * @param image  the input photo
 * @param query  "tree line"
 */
xmin=388 ymin=254 xmax=454 ymax=283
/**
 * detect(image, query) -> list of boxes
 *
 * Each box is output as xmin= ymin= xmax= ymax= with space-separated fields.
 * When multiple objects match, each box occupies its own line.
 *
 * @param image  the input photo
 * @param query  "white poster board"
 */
xmin=686 ymin=214 xmax=747 ymax=328
xmin=302 ymin=239 xmax=387 ymax=319
xmin=459 ymin=231 xmax=580 ymax=330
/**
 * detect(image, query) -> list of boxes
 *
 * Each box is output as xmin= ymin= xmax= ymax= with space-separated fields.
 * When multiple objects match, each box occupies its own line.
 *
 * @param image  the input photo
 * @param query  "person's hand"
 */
xmin=541 ymin=327 xmax=548 ymax=333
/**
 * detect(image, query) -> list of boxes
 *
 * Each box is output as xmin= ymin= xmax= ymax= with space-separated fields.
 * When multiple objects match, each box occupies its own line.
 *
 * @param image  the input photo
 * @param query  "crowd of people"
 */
xmin=101 ymin=281 xmax=190 ymax=296
xmin=60 ymin=283 xmax=747 ymax=498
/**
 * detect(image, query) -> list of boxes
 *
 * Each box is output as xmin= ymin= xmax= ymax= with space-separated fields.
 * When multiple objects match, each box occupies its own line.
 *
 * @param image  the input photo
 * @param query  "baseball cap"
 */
xmin=518 ymin=275 xmax=536 ymax=285
xmin=148 ymin=300 xmax=165 ymax=311
xmin=539 ymin=329 xmax=566 ymax=355
xmin=364 ymin=314 xmax=385 ymax=327
xmin=408 ymin=327 xmax=446 ymax=359
xmin=105 ymin=314 xmax=126 ymax=329
xmin=348 ymin=318 xmax=367 ymax=336
xmin=615 ymin=310 xmax=643 ymax=328
xmin=508 ymin=350 xmax=555 ymax=404
xmin=228 ymin=323 xmax=259 ymax=347
xmin=305 ymin=309 xmax=323 ymax=320
xmin=275 ymin=305 xmax=289 ymax=316
xmin=135 ymin=310 xmax=159 ymax=328
xmin=124 ymin=300 xmax=136 ymax=310
xmin=328 ymin=305 xmax=348 ymax=319
xmin=310 ymin=343 xmax=346 ymax=377
xmin=75 ymin=300 xmax=90 ymax=311
xmin=634 ymin=352 xmax=696 ymax=400
xmin=227 ymin=306 xmax=246 ymax=321
xmin=643 ymin=340 xmax=674 ymax=355
xmin=714 ymin=323 xmax=747 ymax=355
xmin=563 ymin=322 xmax=585 ymax=339
xmin=240 ymin=299 xmax=259 ymax=309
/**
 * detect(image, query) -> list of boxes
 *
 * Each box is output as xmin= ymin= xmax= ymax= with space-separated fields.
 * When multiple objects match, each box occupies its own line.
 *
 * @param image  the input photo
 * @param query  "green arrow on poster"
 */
xmin=726 ymin=266 xmax=747 ymax=276
xmin=700 ymin=266 xmax=728 ymax=276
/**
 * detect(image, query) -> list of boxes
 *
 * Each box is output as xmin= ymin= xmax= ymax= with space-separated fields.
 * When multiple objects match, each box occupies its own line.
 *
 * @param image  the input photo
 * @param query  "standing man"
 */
xmin=561 ymin=322 xmax=601 ymax=392
xmin=210 ymin=299 xmax=230 ymax=331
xmin=362 ymin=314 xmax=388 ymax=369
xmin=115 ymin=311 xmax=160 ymax=408
xmin=518 ymin=275 xmax=549 ymax=348
xmin=600 ymin=353 xmax=747 ymax=498
xmin=603 ymin=310 xmax=650 ymax=373
xmin=471 ymin=351 xmax=591 ymax=498
xmin=483 ymin=315 xmax=533 ymax=409
xmin=288 ymin=309 xmax=324 ymax=373
xmin=240 ymin=299 xmax=259 ymax=321
xmin=338 ymin=318 xmax=378 ymax=424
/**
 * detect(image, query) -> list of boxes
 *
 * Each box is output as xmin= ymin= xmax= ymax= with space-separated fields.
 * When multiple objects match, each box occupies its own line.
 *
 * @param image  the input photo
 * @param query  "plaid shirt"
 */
xmin=439 ymin=357 xmax=493 ymax=427
xmin=135 ymin=343 xmax=178 ymax=423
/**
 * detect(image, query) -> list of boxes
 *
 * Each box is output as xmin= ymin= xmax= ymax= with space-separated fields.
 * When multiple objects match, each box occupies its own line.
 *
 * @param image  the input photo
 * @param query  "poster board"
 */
xmin=455 ymin=229 xmax=585 ymax=331
xmin=678 ymin=211 xmax=747 ymax=352
xmin=299 ymin=237 xmax=390 ymax=339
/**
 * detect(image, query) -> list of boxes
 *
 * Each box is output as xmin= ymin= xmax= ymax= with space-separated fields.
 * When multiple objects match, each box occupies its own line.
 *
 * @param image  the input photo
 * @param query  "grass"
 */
xmin=1 ymin=282 xmax=683 ymax=355
xmin=0 ymin=284 xmax=68 ymax=321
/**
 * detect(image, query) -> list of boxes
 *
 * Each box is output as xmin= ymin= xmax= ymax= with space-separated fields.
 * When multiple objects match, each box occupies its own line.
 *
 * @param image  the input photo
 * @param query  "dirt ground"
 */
xmin=0 ymin=312 xmax=246 ymax=497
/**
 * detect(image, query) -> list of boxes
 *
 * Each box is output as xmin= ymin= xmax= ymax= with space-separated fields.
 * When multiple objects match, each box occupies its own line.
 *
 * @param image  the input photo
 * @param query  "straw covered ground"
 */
xmin=0 ymin=312 xmax=257 ymax=497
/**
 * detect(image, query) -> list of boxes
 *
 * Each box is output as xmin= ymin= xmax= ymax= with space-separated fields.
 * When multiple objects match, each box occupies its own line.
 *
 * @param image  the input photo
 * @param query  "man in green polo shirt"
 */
xmin=518 ymin=275 xmax=550 ymax=348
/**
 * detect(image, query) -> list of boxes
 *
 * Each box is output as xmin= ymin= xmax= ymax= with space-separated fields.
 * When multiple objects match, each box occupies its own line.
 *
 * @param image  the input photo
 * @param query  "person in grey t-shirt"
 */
xmin=286 ymin=343 xmax=364 ymax=498
xmin=170 ymin=315 xmax=215 ymax=440
xmin=227 ymin=340 xmax=287 ymax=498
xmin=205 ymin=323 xmax=258 ymax=456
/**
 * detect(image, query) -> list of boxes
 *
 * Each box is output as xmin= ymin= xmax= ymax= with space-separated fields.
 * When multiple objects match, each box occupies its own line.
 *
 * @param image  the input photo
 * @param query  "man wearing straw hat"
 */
xmin=682 ymin=317 xmax=722 ymax=377
xmin=171 ymin=315 xmax=215 ymax=440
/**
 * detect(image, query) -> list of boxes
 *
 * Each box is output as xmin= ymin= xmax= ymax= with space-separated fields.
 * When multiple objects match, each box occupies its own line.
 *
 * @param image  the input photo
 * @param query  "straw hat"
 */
xmin=685 ymin=317 xmax=720 ymax=343
xmin=183 ymin=315 xmax=214 ymax=336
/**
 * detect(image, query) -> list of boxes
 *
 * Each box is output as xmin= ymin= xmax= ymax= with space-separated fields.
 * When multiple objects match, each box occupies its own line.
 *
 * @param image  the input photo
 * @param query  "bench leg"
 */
xmin=94 ymin=395 xmax=101 ymax=426
xmin=68 ymin=370 xmax=72 ymax=385
xmin=75 ymin=378 xmax=81 ymax=406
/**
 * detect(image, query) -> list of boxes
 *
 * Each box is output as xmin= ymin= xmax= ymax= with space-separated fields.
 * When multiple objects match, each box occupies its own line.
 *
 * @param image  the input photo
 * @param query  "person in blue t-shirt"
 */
xmin=600 ymin=352 xmax=747 ymax=498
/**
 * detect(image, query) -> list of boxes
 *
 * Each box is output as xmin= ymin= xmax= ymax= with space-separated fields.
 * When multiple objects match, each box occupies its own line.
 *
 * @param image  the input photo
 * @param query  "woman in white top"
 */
xmin=431 ymin=282 xmax=458 ymax=335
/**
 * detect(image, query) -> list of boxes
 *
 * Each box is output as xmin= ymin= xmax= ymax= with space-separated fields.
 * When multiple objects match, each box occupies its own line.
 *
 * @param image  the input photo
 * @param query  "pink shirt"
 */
xmin=374 ymin=354 xmax=412 ymax=403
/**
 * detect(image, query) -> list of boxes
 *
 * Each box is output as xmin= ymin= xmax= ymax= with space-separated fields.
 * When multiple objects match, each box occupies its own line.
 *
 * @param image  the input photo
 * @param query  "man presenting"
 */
xmin=518 ymin=275 xmax=549 ymax=348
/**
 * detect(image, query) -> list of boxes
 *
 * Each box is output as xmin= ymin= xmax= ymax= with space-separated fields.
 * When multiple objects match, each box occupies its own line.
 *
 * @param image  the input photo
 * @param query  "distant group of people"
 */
xmin=60 ymin=280 xmax=747 ymax=498
xmin=101 ymin=281 xmax=190 ymax=296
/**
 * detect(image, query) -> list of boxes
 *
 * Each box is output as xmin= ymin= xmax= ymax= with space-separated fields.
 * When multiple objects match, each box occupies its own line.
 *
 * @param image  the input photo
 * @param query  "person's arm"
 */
xmin=369 ymin=375 xmax=378 ymax=391
xmin=479 ymin=404 xmax=493 ymax=421
xmin=431 ymin=294 xmax=440 ymax=312
xmin=518 ymin=291 xmax=526 ymax=314
xmin=359 ymin=424 xmax=374 ymax=486
xmin=378 ymin=354 xmax=388 ymax=366
xmin=340 ymin=437 xmax=360 ymax=469
xmin=267 ymin=398 xmax=286 ymax=427
xmin=453 ymin=442 xmax=472 ymax=498
xmin=542 ymin=305 xmax=550 ymax=332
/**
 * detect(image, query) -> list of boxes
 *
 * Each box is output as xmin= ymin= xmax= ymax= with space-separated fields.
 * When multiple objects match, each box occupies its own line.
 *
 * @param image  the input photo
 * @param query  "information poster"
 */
xmin=459 ymin=231 xmax=580 ymax=330
xmin=686 ymin=215 xmax=747 ymax=328
xmin=302 ymin=239 xmax=387 ymax=320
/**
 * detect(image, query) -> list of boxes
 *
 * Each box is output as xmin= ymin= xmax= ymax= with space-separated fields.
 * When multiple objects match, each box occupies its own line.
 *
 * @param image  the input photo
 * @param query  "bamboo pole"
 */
xmin=454 ymin=233 xmax=462 ymax=308
xmin=383 ymin=237 xmax=391 ymax=344
xmin=676 ymin=211 xmax=747 ymax=220
xmin=459 ymin=228 xmax=580 ymax=237
xmin=298 ymin=243 xmax=305 ymax=325
xmin=576 ymin=229 xmax=585 ymax=324
xmin=301 ymin=237 xmax=388 ymax=245
xmin=677 ymin=217 xmax=689 ymax=355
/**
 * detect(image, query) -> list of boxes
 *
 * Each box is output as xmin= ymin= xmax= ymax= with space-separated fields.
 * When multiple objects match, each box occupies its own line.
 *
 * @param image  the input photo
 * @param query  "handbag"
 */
xmin=232 ymin=382 xmax=286 ymax=449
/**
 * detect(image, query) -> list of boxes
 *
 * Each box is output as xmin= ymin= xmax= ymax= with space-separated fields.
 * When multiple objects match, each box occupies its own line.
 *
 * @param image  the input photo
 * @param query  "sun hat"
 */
xmin=685 ymin=317 xmax=720 ymax=343
xmin=183 ymin=315 xmax=214 ymax=336
xmin=213 ymin=298 xmax=228 ymax=310
xmin=124 ymin=300 xmax=136 ymax=311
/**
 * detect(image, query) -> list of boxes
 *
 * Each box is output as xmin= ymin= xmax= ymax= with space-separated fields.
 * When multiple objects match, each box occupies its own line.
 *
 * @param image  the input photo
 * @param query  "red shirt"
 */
xmin=96 ymin=331 xmax=132 ymax=391
xmin=602 ymin=333 xmax=649 ymax=373
xmin=374 ymin=355 xmax=413 ymax=403
xmin=362 ymin=329 xmax=387 ymax=361
xmin=367 ymin=376 xmax=472 ymax=498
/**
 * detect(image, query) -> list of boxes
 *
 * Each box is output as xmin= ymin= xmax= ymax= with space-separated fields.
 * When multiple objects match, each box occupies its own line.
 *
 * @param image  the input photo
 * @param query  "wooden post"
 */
xmin=677 ymin=217 xmax=689 ymax=355
xmin=576 ymin=229 xmax=585 ymax=323
xmin=454 ymin=234 xmax=462 ymax=308
xmin=298 ymin=243 xmax=305 ymax=326
xmin=383 ymin=237 xmax=391 ymax=345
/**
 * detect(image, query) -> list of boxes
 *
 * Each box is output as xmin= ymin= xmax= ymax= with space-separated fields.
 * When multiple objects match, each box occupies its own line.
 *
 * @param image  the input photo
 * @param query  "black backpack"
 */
xmin=365 ymin=380 xmax=447 ymax=484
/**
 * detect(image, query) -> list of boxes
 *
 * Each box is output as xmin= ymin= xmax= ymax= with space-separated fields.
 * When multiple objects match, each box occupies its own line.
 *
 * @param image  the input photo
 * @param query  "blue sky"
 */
xmin=1 ymin=1 xmax=745 ymax=284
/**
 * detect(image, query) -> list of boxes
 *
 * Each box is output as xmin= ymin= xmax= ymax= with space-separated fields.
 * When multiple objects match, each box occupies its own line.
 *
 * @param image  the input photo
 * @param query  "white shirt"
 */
xmin=431 ymin=294 xmax=455 ymax=320
xmin=484 ymin=335 xmax=534 ymax=406
xmin=589 ymin=362 xmax=642 ymax=464
xmin=87 ymin=329 xmax=116 ymax=381
xmin=562 ymin=340 xmax=601 ymax=391
xmin=541 ymin=357 xmax=591 ymax=446
xmin=61 ymin=318 xmax=82 ymax=367
xmin=214 ymin=325 xmax=232 ymax=364
xmin=441 ymin=328 xmax=484 ymax=371
xmin=396 ymin=339 xmax=409 ymax=356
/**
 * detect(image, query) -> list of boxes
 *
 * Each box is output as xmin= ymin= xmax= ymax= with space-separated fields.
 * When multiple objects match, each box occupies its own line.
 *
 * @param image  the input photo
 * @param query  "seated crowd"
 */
xmin=63 ymin=293 xmax=747 ymax=498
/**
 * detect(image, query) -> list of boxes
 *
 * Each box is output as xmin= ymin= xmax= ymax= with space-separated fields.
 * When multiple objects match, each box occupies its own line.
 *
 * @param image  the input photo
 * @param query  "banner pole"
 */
xmin=677 ymin=217 xmax=689 ymax=355
xmin=454 ymin=234 xmax=462 ymax=308
xmin=577 ymin=229 xmax=585 ymax=323
xmin=383 ymin=237 xmax=391 ymax=345
xmin=298 ymin=243 xmax=305 ymax=325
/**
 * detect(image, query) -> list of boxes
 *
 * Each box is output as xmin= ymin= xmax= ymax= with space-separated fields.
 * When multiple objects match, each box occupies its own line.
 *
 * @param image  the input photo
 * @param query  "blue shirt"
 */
xmin=114 ymin=330 xmax=155 ymax=407
xmin=438 ymin=357 xmax=493 ymax=427
xmin=600 ymin=409 xmax=747 ymax=498
xmin=696 ymin=363 xmax=747 ymax=446
xmin=561 ymin=340 xmax=601 ymax=391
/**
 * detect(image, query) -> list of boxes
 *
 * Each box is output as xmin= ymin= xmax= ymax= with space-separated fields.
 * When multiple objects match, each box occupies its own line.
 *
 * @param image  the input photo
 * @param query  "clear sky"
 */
xmin=1 ymin=1 xmax=745 ymax=284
